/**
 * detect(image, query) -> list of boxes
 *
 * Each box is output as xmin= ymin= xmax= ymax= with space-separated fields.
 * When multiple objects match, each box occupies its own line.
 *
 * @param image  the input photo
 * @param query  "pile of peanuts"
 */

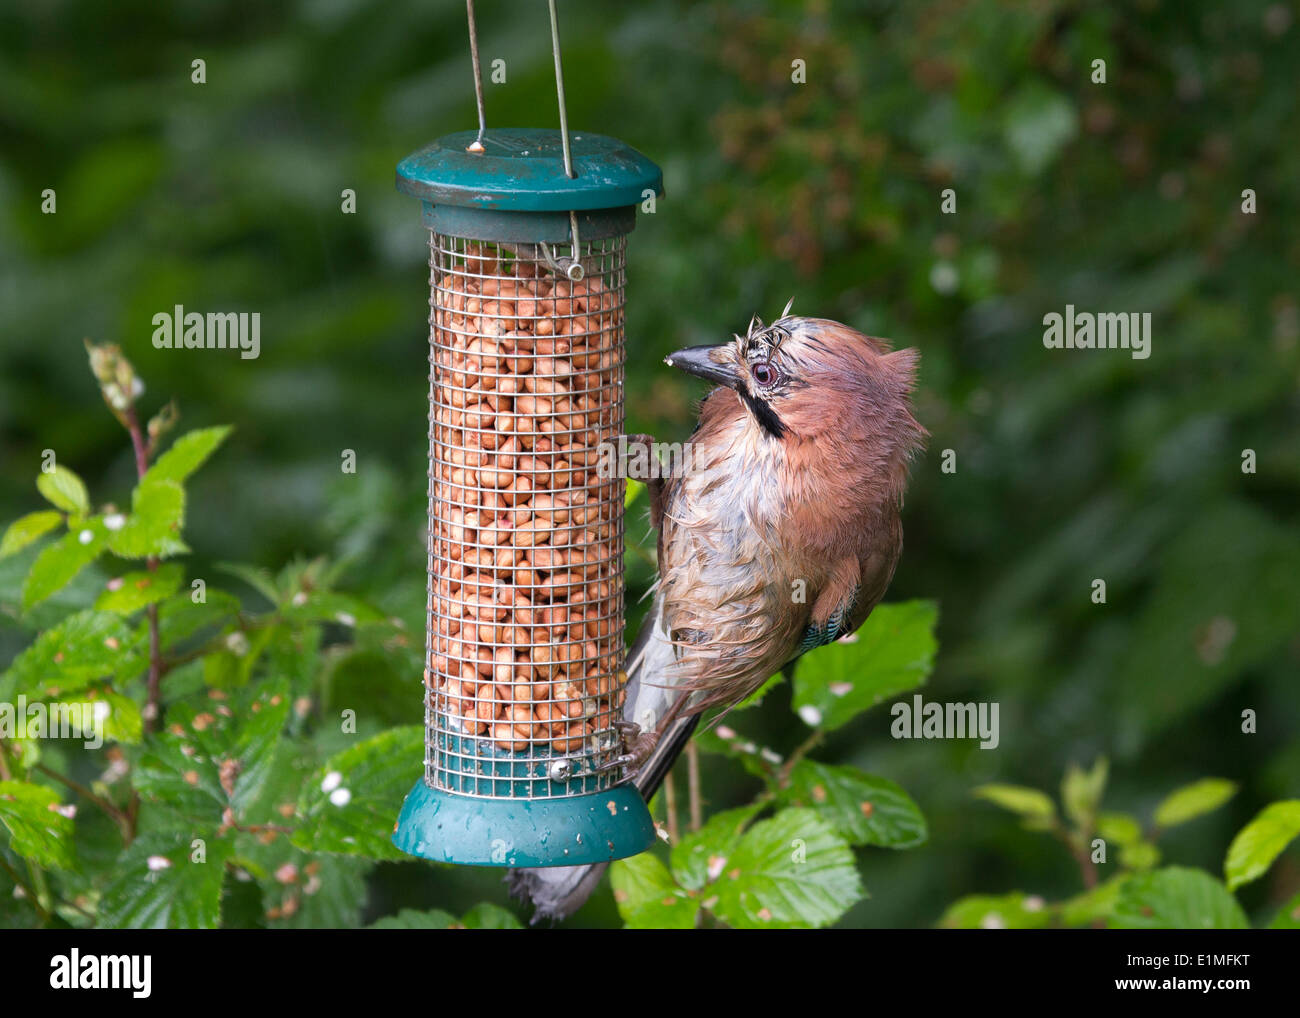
xmin=426 ymin=240 xmax=626 ymax=759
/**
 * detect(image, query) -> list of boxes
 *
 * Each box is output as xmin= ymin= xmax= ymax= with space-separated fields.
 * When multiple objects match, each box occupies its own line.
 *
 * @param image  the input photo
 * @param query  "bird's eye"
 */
xmin=751 ymin=361 xmax=777 ymax=387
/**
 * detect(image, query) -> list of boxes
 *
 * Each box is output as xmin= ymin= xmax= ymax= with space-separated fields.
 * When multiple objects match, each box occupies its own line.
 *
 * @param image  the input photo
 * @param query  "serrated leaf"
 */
xmin=230 ymin=680 xmax=292 ymax=811
xmin=670 ymin=804 xmax=762 ymax=891
xmin=145 ymin=426 xmax=232 ymax=485
xmin=0 ymin=511 xmax=64 ymax=559
xmin=1224 ymin=800 xmax=1300 ymax=891
xmin=778 ymin=761 xmax=927 ymax=849
xmin=610 ymin=852 xmax=699 ymax=929
xmin=94 ymin=562 xmax=183 ymax=615
xmin=973 ymin=784 xmax=1057 ymax=830
xmin=107 ymin=478 xmax=187 ymax=559
xmin=1153 ymin=778 xmax=1237 ymax=829
xmin=36 ymin=466 xmax=89 ymax=516
xmin=0 ymin=781 xmax=75 ymax=869
xmin=22 ymin=519 xmax=107 ymax=610
xmin=292 ymin=726 xmax=423 ymax=861
xmin=792 ymin=600 xmax=937 ymax=732
xmin=134 ymin=735 xmax=227 ymax=821
xmin=707 ymin=808 xmax=862 ymax=929
xmin=939 ymin=892 xmax=1052 ymax=929
xmin=4 ymin=609 xmax=134 ymax=697
xmin=1110 ymin=866 xmax=1247 ymax=929
xmin=99 ymin=836 xmax=233 ymax=929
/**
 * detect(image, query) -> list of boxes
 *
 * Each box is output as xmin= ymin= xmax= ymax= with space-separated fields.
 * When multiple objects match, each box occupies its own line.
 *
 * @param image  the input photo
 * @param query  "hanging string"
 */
xmin=465 ymin=0 xmax=487 ymax=153
xmin=547 ymin=0 xmax=575 ymax=179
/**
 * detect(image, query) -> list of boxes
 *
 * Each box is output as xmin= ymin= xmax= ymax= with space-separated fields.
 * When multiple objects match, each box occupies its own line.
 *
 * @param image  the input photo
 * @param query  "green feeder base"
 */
xmin=392 ymin=779 xmax=655 ymax=868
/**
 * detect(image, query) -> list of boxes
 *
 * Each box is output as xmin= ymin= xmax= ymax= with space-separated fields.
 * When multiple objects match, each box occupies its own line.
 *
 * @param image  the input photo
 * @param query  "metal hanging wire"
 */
xmin=462 ymin=0 xmax=584 ymax=280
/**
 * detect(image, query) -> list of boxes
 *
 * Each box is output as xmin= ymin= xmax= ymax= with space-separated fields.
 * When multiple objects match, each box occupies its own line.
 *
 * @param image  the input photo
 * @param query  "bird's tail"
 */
xmin=506 ymin=598 xmax=696 ymax=923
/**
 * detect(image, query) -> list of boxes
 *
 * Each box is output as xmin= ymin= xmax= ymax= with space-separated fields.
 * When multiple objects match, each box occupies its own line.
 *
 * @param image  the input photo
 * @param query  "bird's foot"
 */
xmin=596 ymin=721 xmax=656 ymax=780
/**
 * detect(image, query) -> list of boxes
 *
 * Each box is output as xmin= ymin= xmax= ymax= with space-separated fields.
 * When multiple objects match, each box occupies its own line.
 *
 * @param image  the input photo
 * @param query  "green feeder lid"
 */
xmin=396 ymin=128 xmax=662 ymax=212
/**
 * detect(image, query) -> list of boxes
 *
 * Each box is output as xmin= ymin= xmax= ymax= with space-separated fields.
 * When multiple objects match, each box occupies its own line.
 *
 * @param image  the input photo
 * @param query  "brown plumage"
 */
xmin=508 ymin=311 xmax=925 ymax=921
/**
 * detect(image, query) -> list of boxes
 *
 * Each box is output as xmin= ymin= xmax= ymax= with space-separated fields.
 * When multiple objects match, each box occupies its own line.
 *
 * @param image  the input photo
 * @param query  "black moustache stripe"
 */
xmin=740 ymin=389 xmax=787 ymax=439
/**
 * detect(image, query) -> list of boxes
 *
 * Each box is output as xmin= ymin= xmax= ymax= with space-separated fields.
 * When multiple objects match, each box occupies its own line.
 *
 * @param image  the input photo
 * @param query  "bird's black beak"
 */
xmin=664 ymin=344 xmax=739 ymax=388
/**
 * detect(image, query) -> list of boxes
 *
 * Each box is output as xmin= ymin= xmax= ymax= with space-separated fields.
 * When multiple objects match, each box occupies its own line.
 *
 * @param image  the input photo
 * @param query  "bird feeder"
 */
xmin=391 ymin=3 xmax=661 ymax=868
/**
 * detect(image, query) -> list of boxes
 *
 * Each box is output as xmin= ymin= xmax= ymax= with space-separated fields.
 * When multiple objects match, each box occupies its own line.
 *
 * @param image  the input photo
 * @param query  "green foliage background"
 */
xmin=2 ymin=0 xmax=1298 ymax=927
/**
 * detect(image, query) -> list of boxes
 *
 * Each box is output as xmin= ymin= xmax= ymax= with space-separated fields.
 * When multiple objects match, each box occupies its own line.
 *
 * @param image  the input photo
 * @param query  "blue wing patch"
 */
xmin=795 ymin=586 xmax=859 ymax=656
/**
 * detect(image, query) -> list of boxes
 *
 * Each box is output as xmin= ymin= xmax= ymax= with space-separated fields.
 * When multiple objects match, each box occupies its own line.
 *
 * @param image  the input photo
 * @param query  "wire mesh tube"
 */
xmin=424 ymin=232 xmax=628 ymax=798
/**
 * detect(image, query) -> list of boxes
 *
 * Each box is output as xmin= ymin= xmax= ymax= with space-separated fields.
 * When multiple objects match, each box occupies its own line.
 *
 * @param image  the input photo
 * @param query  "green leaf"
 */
xmin=778 ymin=761 xmax=927 ymax=848
xmin=145 ymin=426 xmax=232 ymax=485
xmin=94 ymin=562 xmax=183 ymax=614
xmin=973 ymin=784 xmax=1057 ymax=830
xmin=1153 ymin=778 xmax=1237 ymax=829
xmin=670 ymin=804 xmax=762 ymax=891
xmin=1096 ymin=812 xmax=1142 ymax=846
xmin=4 ymin=609 xmax=134 ymax=697
xmin=369 ymin=904 xmax=523 ymax=930
xmin=1110 ymin=866 xmax=1247 ymax=930
xmin=280 ymin=591 xmax=387 ymax=627
xmin=292 ymin=726 xmax=423 ymax=861
xmin=99 ymin=836 xmax=233 ymax=929
xmin=1224 ymin=800 xmax=1300 ymax=892
xmin=369 ymin=908 xmax=460 ymax=929
xmin=230 ymin=680 xmax=292 ymax=811
xmin=1267 ymin=891 xmax=1300 ymax=930
xmin=1061 ymin=758 xmax=1108 ymax=828
xmin=0 ymin=781 xmax=75 ymax=869
xmin=36 ymin=466 xmax=89 ymax=516
xmin=460 ymin=903 xmax=524 ymax=929
xmin=1120 ymin=840 xmax=1161 ymax=871
xmin=939 ymin=892 xmax=1052 ymax=929
xmin=610 ymin=852 xmax=699 ymax=929
xmin=216 ymin=562 xmax=281 ymax=606
xmin=791 ymin=600 xmax=938 ymax=732
xmin=624 ymin=478 xmax=645 ymax=508
xmin=134 ymin=735 xmax=227 ymax=821
xmin=706 ymin=808 xmax=863 ymax=929
xmin=21 ymin=519 xmax=107 ymax=610
xmin=262 ymin=854 xmax=369 ymax=929
xmin=1060 ymin=875 xmax=1129 ymax=927
xmin=107 ymin=478 xmax=187 ymax=558
xmin=156 ymin=589 xmax=242 ymax=649
xmin=0 ymin=511 xmax=64 ymax=559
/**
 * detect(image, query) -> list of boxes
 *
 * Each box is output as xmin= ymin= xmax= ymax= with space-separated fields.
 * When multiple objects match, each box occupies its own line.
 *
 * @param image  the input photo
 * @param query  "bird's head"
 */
xmin=665 ymin=307 xmax=925 ymax=461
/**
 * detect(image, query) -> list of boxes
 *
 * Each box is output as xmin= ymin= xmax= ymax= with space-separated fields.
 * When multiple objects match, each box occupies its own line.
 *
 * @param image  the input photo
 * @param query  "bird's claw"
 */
xmin=594 ymin=752 xmax=639 ymax=776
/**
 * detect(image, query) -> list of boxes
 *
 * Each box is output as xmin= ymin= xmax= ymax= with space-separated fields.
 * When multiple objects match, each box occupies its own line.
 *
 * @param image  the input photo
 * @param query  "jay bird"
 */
xmin=508 ymin=310 xmax=925 ymax=921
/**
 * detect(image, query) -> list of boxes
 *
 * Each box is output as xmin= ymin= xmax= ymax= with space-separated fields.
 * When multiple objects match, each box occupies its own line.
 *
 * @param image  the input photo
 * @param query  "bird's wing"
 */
xmin=796 ymin=516 xmax=904 ymax=654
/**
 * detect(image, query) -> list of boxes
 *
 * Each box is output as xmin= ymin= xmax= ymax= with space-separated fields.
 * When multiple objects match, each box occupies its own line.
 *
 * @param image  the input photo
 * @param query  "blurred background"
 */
xmin=2 ymin=0 xmax=1298 ymax=927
